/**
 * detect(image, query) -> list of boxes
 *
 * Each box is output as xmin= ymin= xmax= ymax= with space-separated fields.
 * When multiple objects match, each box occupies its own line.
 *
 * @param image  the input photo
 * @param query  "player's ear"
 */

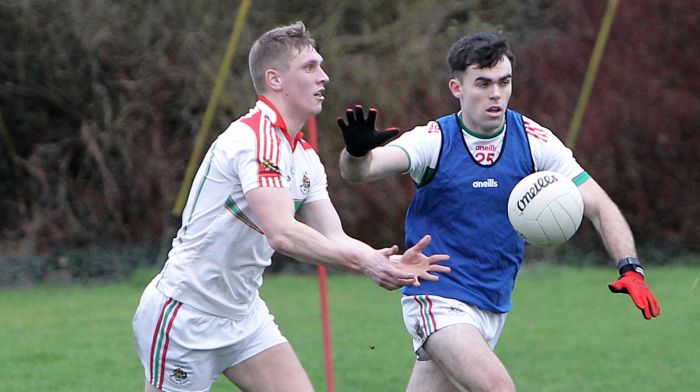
xmin=449 ymin=78 xmax=462 ymax=99
xmin=265 ymin=69 xmax=282 ymax=92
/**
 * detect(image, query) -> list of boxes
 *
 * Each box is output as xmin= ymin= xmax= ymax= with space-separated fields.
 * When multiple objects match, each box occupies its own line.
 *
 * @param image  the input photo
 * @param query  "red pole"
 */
xmin=306 ymin=116 xmax=335 ymax=392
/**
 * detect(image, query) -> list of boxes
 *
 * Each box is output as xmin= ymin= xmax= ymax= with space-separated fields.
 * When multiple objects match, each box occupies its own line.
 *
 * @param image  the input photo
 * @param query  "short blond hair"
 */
xmin=248 ymin=21 xmax=317 ymax=94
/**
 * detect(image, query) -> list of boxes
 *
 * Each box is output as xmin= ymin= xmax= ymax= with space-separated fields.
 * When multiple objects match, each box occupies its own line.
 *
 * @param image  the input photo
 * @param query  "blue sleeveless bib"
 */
xmin=402 ymin=110 xmax=534 ymax=312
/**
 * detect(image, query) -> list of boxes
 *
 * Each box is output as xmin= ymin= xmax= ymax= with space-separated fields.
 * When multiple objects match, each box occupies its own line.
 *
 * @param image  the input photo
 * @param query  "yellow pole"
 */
xmin=171 ymin=0 xmax=253 ymax=216
xmin=566 ymin=0 xmax=620 ymax=149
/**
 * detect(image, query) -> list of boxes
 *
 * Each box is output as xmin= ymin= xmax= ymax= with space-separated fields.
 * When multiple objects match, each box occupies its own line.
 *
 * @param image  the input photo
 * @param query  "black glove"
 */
xmin=336 ymin=105 xmax=400 ymax=157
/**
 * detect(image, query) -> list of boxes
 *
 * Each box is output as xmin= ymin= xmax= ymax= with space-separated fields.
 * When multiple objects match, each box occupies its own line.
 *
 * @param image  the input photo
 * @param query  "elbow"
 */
xmin=266 ymin=232 xmax=295 ymax=254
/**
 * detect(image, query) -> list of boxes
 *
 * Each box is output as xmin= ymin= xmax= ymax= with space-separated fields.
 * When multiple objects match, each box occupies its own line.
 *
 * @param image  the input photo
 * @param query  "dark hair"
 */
xmin=249 ymin=21 xmax=317 ymax=94
xmin=447 ymin=32 xmax=514 ymax=78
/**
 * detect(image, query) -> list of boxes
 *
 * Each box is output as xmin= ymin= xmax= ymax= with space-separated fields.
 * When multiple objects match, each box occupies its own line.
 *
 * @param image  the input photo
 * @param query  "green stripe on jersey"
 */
xmin=385 ymin=145 xmax=435 ymax=188
xmin=186 ymin=141 xmax=217 ymax=223
xmin=225 ymin=197 xmax=263 ymax=234
xmin=416 ymin=167 xmax=436 ymax=188
xmin=416 ymin=295 xmax=434 ymax=334
xmin=573 ymin=171 xmax=591 ymax=186
xmin=153 ymin=300 xmax=179 ymax=383
xmin=386 ymin=145 xmax=412 ymax=174
xmin=458 ymin=112 xmax=505 ymax=139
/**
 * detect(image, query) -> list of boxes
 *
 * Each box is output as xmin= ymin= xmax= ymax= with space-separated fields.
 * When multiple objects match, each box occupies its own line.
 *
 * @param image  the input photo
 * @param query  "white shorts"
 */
xmin=401 ymin=294 xmax=507 ymax=361
xmin=132 ymin=280 xmax=287 ymax=392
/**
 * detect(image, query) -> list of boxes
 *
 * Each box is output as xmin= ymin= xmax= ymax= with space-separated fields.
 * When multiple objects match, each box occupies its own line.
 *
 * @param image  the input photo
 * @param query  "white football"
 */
xmin=507 ymin=171 xmax=584 ymax=247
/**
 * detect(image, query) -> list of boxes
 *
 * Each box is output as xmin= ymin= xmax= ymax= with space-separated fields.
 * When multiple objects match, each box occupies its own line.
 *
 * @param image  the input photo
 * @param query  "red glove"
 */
xmin=608 ymin=271 xmax=661 ymax=320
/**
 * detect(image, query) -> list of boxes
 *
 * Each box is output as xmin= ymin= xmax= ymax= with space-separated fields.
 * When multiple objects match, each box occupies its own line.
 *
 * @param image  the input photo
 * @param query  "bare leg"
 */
xmin=411 ymin=324 xmax=515 ymax=392
xmin=224 ymin=342 xmax=314 ymax=392
xmin=406 ymin=359 xmax=459 ymax=392
xmin=143 ymin=380 xmax=161 ymax=392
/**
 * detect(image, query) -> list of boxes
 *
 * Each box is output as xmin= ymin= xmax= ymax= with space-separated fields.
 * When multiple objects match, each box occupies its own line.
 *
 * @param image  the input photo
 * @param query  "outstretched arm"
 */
xmin=297 ymin=198 xmax=450 ymax=285
xmin=579 ymin=179 xmax=661 ymax=320
xmin=246 ymin=187 xmax=447 ymax=290
xmin=339 ymin=147 xmax=410 ymax=183
xmin=580 ymin=179 xmax=635 ymax=260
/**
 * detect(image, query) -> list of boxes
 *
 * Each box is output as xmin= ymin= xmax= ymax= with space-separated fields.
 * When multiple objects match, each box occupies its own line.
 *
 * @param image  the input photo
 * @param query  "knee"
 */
xmin=455 ymin=373 xmax=515 ymax=392
xmin=483 ymin=376 xmax=516 ymax=392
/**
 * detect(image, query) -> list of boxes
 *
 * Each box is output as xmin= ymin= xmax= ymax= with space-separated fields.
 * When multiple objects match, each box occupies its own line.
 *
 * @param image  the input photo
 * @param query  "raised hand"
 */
xmin=395 ymin=235 xmax=450 ymax=285
xmin=364 ymin=237 xmax=449 ymax=290
xmin=337 ymin=105 xmax=400 ymax=157
xmin=364 ymin=245 xmax=416 ymax=290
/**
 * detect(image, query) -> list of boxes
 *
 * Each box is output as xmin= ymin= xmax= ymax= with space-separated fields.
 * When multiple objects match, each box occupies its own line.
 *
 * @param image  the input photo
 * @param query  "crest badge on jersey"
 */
xmin=170 ymin=366 xmax=190 ymax=385
xmin=260 ymin=159 xmax=281 ymax=174
xmin=300 ymin=171 xmax=311 ymax=194
xmin=427 ymin=121 xmax=440 ymax=133
xmin=413 ymin=319 xmax=425 ymax=339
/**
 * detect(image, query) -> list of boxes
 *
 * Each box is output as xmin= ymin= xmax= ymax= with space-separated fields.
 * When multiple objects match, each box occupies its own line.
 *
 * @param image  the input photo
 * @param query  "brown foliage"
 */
xmin=0 ymin=0 xmax=697 ymax=276
xmin=510 ymin=0 xmax=700 ymax=254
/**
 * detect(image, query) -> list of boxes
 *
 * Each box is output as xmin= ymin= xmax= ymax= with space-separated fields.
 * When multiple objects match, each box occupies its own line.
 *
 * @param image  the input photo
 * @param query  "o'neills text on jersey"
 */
xmin=516 ymin=174 xmax=559 ymax=212
xmin=472 ymin=178 xmax=499 ymax=188
xmin=475 ymin=145 xmax=497 ymax=151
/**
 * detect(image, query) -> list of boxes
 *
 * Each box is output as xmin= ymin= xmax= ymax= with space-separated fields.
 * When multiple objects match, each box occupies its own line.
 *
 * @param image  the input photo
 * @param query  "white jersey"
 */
xmin=155 ymin=97 xmax=329 ymax=319
xmin=388 ymin=112 xmax=587 ymax=184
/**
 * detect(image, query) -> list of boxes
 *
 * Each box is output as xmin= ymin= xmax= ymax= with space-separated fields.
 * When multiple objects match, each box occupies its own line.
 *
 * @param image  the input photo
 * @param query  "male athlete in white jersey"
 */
xmin=337 ymin=32 xmax=660 ymax=391
xmin=132 ymin=22 xmax=450 ymax=392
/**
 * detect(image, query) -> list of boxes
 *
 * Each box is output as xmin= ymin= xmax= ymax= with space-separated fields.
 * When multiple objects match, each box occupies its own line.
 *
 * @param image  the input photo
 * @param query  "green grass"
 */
xmin=1 ymin=265 xmax=698 ymax=391
xmin=500 ymin=265 xmax=700 ymax=391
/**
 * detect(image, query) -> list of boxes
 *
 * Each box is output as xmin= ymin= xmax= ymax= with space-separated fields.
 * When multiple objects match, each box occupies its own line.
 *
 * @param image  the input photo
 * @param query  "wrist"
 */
xmin=345 ymin=146 xmax=369 ymax=158
xmin=616 ymin=257 xmax=644 ymax=276
xmin=340 ymin=149 xmax=372 ymax=182
xmin=343 ymin=148 xmax=369 ymax=159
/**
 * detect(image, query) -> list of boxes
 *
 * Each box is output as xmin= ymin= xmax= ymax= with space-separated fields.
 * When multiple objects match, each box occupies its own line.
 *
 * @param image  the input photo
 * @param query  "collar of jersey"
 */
xmin=458 ymin=112 xmax=505 ymax=140
xmin=257 ymin=95 xmax=306 ymax=150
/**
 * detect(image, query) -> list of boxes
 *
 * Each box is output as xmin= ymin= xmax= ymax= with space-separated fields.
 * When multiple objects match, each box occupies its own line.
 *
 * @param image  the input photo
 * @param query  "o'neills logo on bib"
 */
xmin=517 ymin=174 xmax=559 ymax=212
xmin=472 ymin=178 xmax=499 ymax=188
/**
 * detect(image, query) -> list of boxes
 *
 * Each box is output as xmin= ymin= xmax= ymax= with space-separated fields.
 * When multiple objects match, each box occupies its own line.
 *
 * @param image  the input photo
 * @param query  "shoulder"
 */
xmin=219 ymin=119 xmax=257 ymax=150
xmin=224 ymin=107 xmax=286 ymax=153
xmin=519 ymin=114 xmax=585 ymax=176
xmin=393 ymin=120 xmax=442 ymax=142
xmin=520 ymin=114 xmax=554 ymax=144
xmin=388 ymin=120 xmax=443 ymax=159
xmin=416 ymin=120 xmax=444 ymax=137
xmin=212 ymin=110 xmax=270 ymax=162
xmin=236 ymin=106 xmax=276 ymax=140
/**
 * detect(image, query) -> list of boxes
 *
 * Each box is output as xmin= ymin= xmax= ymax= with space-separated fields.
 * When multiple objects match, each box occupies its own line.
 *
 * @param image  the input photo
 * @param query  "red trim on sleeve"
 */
xmin=241 ymin=107 xmax=284 ymax=188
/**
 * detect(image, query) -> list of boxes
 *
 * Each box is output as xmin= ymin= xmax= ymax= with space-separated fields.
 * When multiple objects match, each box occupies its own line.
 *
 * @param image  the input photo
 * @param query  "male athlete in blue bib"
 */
xmin=337 ymin=32 xmax=660 ymax=391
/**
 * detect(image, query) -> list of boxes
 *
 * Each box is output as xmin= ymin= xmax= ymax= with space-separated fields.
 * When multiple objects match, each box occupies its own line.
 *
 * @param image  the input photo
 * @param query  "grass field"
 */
xmin=1 ymin=265 xmax=698 ymax=391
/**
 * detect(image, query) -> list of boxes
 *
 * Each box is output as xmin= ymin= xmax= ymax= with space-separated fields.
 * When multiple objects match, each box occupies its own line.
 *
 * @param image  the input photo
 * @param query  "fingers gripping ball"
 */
xmin=507 ymin=171 xmax=583 ymax=247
